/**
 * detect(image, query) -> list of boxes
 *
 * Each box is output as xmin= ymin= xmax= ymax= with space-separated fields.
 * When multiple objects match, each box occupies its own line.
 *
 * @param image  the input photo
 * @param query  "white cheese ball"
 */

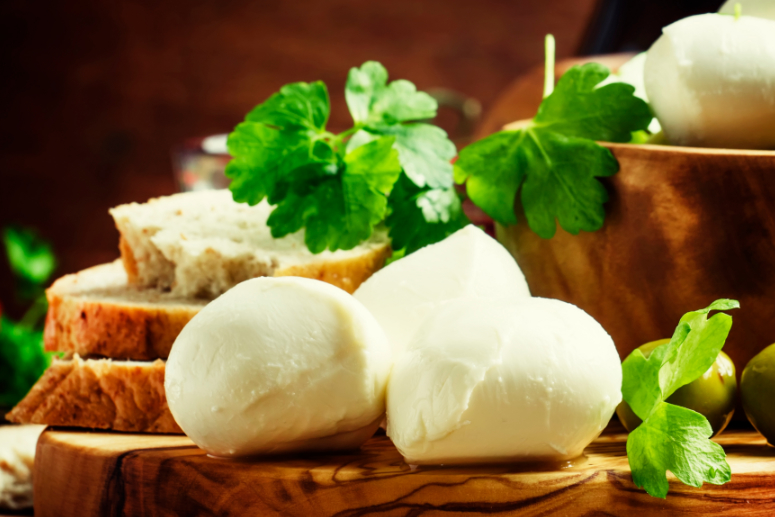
xmin=386 ymin=297 xmax=622 ymax=465
xmin=719 ymin=0 xmax=775 ymax=21
xmin=644 ymin=13 xmax=775 ymax=149
xmin=354 ymin=225 xmax=530 ymax=357
xmin=165 ymin=277 xmax=392 ymax=457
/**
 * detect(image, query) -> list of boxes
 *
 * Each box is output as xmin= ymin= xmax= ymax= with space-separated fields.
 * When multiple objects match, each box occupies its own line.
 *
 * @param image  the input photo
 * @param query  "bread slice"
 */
xmin=111 ymin=190 xmax=392 ymax=298
xmin=6 ymin=355 xmax=181 ymax=434
xmin=44 ymin=261 xmax=207 ymax=360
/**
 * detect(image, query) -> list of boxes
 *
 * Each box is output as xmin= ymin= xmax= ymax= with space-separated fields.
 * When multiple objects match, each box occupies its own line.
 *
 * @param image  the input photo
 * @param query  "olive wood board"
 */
xmin=34 ymin=424 xmax=775 ymax=516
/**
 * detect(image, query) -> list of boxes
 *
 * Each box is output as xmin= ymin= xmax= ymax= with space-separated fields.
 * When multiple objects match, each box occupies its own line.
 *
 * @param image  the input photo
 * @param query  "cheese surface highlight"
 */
xmin=165 ymin=277 xmax=392 ymax=457
xmin=386 ymin=297 xmax=622 ymax=465
xmin=645 ymin=13 xmax=775 ymax=149
xmin=354 ymin=225 xmax=530 ymax=357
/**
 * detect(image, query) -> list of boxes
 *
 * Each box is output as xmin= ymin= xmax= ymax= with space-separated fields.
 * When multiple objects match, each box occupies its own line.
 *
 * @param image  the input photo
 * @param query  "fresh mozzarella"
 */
xmin=386 ymin=297 xmax=622 ymax=465
xmin=354 ymin=225 xmax=530 ymax=357
xmin=165 ymin=277 xmax=392 ymax=457
xmin=644 ymin=13 xmax=775 ymax=149
xmin=616 ymin=52 xmax=649 ymax=102
xmin=719 ymin=0 xmax=775 ymax=21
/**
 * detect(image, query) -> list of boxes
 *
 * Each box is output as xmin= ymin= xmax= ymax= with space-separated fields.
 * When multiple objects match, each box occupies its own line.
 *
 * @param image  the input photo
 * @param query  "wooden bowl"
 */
xmin=498 ymin=142 xmax=775 ymax=373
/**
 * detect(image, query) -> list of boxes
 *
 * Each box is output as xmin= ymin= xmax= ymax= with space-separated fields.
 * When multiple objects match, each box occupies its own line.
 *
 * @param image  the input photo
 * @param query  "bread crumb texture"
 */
xmin=110 ymin=190 xmax=391 ymax=298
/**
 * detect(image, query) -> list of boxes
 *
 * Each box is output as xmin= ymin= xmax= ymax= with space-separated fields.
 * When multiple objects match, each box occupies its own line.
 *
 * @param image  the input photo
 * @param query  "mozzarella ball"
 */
xmin=719 ymin=0 xmax=775 ymax=21
xmin=354 ymin=225 xmax=530 ymax=357
xmin=607 ymin=52 xmax=649 ymax=102
xmin=644 ymin=13 xmax=775 ymax=149
xmin=386 ymin=297 xmax=622 ymax=465
xmin=165 ymin=277 xmax=392 ymax=457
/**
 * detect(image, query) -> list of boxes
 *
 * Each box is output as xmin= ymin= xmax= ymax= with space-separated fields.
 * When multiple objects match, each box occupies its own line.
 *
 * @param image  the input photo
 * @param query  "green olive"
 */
xmin=616 ymin=339 xmax=737 ymax=437
xmin=741 ymin=343 xmax=775 ymax=445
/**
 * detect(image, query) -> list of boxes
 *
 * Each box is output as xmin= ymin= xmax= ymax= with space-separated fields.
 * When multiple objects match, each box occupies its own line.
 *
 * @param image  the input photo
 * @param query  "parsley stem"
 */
xmin=19 ymin=293 xmax=47 ymax=330
xmin=543 ymin=34 xmax=556 ymax=98
xmin=338 ymin=126 xmax=362 ymax=139
xmin=333 ymin=125 xmax=363 ymax=156
xmin=734 ymin=2 xmax=742 ymax=20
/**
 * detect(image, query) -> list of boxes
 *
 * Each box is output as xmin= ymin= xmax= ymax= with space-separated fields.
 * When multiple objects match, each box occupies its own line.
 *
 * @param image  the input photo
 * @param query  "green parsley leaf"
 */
xmin=226 ymin=81 xmax=331 ymax=206
xmin=622 ymin=299 xmax=739 ymax=498
xmin=342 ymin=136 xmax=403 ymax=229
xmin=377 ymin=124 xmax=456 ymax=190
xmin=455 ymin=63 xmax=652 ymax=238
xmin=348 ymin=127 xmax=467 ymax=253
xmin=246 ymin=81 xmax=329 ymax=131
xmin=0 ymin=315 xmax=51 ymax=407
xmin=348 ymin=124 xmax=456 ymax=189
xmin=455 ymin=131 xmax=524 ymax=226
xmin=627 ymin=403 xmax=731 ymax=499
xmin=532 ymin=63 xmax=653 ymax=142
xmin=268 ymin=136 xmax=401 ymax=253
xmin=623 ymin=299 xmax=738 ymax=420
xmin=226 ymin=62 xmax=459 ymax=256
xmin=3 ymin=226 xmax=57 ymax=286
xmin=520 ymin=131 xmax=618 ymax=238
xmin=345 ymin=128 xmax=379 ymax=153
xmin=386 ymin=173 xmax=469 ymax=254
xmin=226 ymin=125 xmax=314 ymax=205
xmin=346 ymin=61 xmax=437 ymax=127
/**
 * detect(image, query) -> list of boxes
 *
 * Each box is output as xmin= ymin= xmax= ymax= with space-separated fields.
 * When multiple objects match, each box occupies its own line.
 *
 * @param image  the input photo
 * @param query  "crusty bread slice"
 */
xmin=44 ymin=261 xmax=206 ymax=360
xmin=6 ymin=355 xmax=181 ymax=434
xmin=111 ymin=190 xmax=391 ymax=298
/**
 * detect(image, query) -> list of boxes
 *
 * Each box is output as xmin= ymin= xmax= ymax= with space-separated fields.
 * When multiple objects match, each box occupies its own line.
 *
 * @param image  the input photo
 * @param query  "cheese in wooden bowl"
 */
xmin=467 ymin=7 xmax=775 ymax=383
xmin=499 ymin=143 xmax=775 ymax=378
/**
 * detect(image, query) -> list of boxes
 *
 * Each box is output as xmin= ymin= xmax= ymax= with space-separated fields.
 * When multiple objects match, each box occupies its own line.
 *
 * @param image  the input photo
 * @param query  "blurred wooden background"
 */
xmin=0 ymin=0 xmax=726 ymax=316
xmin=0 ymin=0 xmax=602 ymax=313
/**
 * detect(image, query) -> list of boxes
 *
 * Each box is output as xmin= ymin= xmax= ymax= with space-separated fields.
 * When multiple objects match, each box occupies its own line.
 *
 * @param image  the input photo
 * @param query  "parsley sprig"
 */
xmin=226 ymin=61 xmax=468 ymax=255
xmin=622 ymin=299 xmax=739 ymax=498
xmin=454 ymin=35 xmax=652 ymax=238
xmin=1 ymin=227 xmax=57 ymax=408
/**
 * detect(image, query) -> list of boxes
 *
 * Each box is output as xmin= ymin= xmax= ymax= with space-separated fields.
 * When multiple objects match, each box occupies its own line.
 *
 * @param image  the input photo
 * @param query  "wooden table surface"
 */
xmin=32 ymin=423 xmax=775 ymax=516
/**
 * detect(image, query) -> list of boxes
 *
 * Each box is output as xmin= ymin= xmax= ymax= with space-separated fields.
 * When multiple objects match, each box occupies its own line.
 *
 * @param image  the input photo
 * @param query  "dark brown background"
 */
xmin=0 ymin=0 xmax=603 ymax=315
xmin=0 ymin=0 xmax=727 ymax=317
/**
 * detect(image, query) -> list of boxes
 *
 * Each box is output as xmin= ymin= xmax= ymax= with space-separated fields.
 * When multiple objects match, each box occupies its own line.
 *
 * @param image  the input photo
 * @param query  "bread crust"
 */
xmin=45 ymin=232 xmax=389 ymax=362
xmin=44 ymin=262 xmax=204 ymax=360
xmin=6 ymin=356 xmax=181 ymax=434
xmin=45 ymin=241 xmax=389 ymax=361
xmin=275 ymin=244 xmax=392 ymax=294
xmin=111 ymin=191 xmax=393 ymax=297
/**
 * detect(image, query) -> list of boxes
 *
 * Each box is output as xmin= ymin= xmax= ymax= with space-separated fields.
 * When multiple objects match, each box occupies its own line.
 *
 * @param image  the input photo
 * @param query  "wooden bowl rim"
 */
xmin=603 ymin=142 xmax=775 ymax=158
xmin=504 ymin=120 xmax=775 ymax=158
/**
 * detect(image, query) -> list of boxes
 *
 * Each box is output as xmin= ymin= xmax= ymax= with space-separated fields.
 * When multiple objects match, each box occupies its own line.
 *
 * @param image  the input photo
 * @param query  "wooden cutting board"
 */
xmin=34 ymin=424 xmax=775 ymax=516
